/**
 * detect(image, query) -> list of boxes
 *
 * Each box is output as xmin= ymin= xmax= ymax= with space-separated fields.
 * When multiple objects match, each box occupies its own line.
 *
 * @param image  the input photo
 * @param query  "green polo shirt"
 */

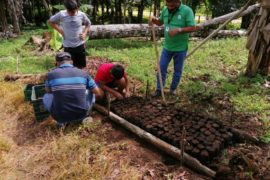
xmin=159 ymin=4 xmax=195 ymax=52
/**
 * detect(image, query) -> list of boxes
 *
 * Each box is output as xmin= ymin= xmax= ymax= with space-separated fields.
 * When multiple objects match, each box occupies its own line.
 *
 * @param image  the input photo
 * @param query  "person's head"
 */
xmin=111 ymin=64 xmax=125 ymax=80
xmin=166 ymin=0 xmax=181 ymax=12
xmin=55 ymin=52 xmax=73 ymax=67
xmin=64 ymin=0 xmax=78 ymax=15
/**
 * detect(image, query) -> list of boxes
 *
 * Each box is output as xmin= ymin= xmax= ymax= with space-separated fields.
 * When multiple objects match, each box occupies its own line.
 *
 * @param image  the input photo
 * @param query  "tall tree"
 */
xmin=137 ymin=0 xmax=145 ymax=23
xmin=0 ymin=0 xmax=8 ymax=33
xmin=7 ymin=0 xmax=21 ymax=34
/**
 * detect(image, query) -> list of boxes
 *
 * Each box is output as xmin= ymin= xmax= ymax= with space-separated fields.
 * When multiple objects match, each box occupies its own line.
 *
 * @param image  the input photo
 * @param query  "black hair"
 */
xmin=111 ymin=65 xmax=125 ymax=80
xmin=64 ymin=0 xmax=78 ymax=11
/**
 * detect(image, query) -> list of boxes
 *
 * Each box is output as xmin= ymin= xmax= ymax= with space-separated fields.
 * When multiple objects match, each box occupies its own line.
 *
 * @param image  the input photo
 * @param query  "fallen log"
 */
xmin=198 ymin=3 xmax=260 ymax=27
xmin=4 ymin=73 xmax=46 ymax=82
xmin=88 ymin=4 xmax=259 ymax=40
xmin=213 ymin=30 xmax=247 ymax=37
xmin=93 ymin=104 xmax=216 ymax=178
xmin=230 ymin=128 xmax=260 ymax=144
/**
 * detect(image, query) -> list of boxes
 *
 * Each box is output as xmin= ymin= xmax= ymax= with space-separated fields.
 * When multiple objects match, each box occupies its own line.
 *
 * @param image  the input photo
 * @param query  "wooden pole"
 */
xmin=106 ymin=93 xmax=110 ymax=116
xmin=16 ymin=56 xmax=19 ymax=74
xmin=94 ymin=104 xmax=216 ymax=178
xmin=185 ymin=0 xmax=254 ymax=59
xmin=149 ymin=4 xmax=166 ymax=103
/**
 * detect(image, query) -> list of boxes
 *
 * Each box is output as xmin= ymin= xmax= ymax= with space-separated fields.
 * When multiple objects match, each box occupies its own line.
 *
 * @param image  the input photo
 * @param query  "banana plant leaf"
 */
xmin=47 ymin=22 xmax=63 ymax=51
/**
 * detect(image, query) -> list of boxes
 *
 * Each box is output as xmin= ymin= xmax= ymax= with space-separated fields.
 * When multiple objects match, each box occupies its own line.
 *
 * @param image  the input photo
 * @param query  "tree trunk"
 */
xmin=241 ymin=14 xmax=253 ymax=29
xmin=154 ymin=0 xmax=160 ymax=16
xmin=7 ymin=0 xmax=20 ymax=34
xmin=41 ymin=0 xmax=52 ymax=17
xmin=137 ymin=0 xmax=144 ymax=23
xmin=246 ymin=6 xmax=270 ymax=76
xmin=36 ymin=0 xmax=43 ymax=26
xmin=0 ymin=0 xmax=8 ymax=32
xmin=106 ymin=0 xmax=110 ymax=15
xmin=101 ymin=0 xmax=105 ymax=24
xmin=128 ymin=5 xmax=133 ymax=23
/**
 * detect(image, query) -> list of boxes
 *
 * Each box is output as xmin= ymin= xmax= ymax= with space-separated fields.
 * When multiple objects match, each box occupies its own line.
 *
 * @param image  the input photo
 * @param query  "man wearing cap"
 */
xmin=94 ymin=63 xmax=130 ymax=100
xmin=48 ymin=0 xmax=91 ymax=69
xmin=149 ymin=0 xmax=200 ymax=97
xmin=43 ymin=52 xmax=101 ymax=126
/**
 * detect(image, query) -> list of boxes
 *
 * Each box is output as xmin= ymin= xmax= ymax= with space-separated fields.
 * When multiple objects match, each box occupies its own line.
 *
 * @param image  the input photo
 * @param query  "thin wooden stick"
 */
xmin=106 ymin=93 xmax=110 ymax=116
xmin=133 ymin=84 xmax=136 ymax=95
xmin=180 ymin=127 xmax=186 ymax=166
xmin=150 ymin=4 xmax=166 ymax=103
xmin=16 ymin=56 xmax=19 ymax=74
xmin=146 ymin=79 xmax=150 ymax=99
xmin=185 ymin=0 xmax=254 ymax=59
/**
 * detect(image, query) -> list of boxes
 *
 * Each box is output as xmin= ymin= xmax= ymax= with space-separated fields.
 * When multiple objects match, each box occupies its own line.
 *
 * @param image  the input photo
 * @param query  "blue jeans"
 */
xmin=43 ymin=90 xmax=95 ymax=124
xmin=157 ymin=48 xmax=187 ymax=92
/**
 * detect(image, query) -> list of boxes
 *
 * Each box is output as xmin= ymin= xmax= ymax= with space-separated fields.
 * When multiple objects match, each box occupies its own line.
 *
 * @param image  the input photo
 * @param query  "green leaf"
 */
xmin=47 ymin=22 xmax=63 ymax=51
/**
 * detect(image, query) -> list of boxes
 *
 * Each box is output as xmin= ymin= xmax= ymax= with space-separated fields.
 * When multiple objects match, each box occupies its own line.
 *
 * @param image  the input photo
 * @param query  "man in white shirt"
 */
xmin=48 ymin=0 xmax=91 ymax=69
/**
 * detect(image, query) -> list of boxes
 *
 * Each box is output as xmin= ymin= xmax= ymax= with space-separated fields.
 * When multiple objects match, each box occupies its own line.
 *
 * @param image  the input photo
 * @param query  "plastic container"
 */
xmin=23 ymin=84 xmax=34 ymax=101
xmin=31 ymin=84 xmax=49 ymax=122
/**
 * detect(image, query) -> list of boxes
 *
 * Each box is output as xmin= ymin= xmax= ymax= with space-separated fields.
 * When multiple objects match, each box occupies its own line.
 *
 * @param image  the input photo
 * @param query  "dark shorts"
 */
xmin=64 ymin=44 xmax=86 ymax=68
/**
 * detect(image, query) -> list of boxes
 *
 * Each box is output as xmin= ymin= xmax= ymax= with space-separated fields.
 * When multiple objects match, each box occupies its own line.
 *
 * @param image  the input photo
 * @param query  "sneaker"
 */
xmin=82 ymin=116 xmax=93 ymax=125
xmin=152 ymin=90 xmax=161 ymax=98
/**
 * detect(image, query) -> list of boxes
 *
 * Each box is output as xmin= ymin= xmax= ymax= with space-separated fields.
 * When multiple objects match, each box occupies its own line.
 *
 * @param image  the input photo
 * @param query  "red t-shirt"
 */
xmin=94 ymin=63 xmax=126 ymax=84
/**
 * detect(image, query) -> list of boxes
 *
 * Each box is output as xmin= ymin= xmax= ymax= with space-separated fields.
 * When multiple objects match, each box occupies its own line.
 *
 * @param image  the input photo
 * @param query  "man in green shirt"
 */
xmin=150 ymin=0 xmax=200 ymax=96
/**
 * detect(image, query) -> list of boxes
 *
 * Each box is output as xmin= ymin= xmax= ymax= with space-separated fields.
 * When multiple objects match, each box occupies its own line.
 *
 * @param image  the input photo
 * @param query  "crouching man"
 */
xmin=43 ymin=52 xmax=101 ymax=127
xmin=94 ymin=63 xmax=130 ymax=100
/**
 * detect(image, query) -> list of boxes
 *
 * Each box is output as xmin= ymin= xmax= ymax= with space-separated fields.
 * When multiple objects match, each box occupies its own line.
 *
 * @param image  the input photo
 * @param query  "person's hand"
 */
xmin=115 ymin=92 xmax=124 ymax=100
xmin=169 ymin=28 xmax=180 ymax=37
xmin=124 ymin=91 xmax=131 ymax=98
xmin=79 ymin=32 xmax=87 ymax=40
xmin=58 ymin=29 xmax=64 ymax=37
xmin=149 ymin=16 xmax=157 ymax=26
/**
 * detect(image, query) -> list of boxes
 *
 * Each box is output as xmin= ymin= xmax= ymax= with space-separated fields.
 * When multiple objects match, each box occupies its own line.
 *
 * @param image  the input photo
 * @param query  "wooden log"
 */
xmin=198 ymin=3 xmax=260 ymax=27
xmin=230 ymin=128 xmax=260 ymax=144
xmin=94 ymin=104 xmax=216 ymax=178
xmin=30 ymin=36 xmax=44 ymax=46
xmin=186 ymin=0 xmax=254 ymax=59
xmin=4 ymin=73 xmax=46 ymax=82
xmin=87 ymin=4 xmax=259 ymax=40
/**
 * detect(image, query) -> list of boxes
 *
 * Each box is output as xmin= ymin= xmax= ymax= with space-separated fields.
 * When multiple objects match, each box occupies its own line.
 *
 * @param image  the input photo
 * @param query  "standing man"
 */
xmin=48 ymin=0 xmax=91 ymax=69
xmin=94 ymin=63 xmax=130 ymax=100
xmin=150 ymin=0 xmax=200 ymax=96
xmin=43 ymin=52 xmax=101 ymax=126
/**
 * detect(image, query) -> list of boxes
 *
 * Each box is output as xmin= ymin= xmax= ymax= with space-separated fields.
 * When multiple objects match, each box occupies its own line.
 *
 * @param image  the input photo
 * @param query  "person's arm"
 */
xmin=99 ymin=82 xmax=124 ymax=100
xmin=80 ymin=13 xmax=91 ymax=41
xmin=169 ymin=6 xmax=201 ymax=37
xmin=45 ymin=75 xmax=52 ymax=93
xmin=149 ymin=16 xmax=164 ymax=26
xmin=48 ymin=13 xmax=64 ymax=36
xmin=123 ymin=75 xmax=130 ymax=98
xmin=168 ymin=26 xmax=201 ymax=37
xmin=91 ymin=86 xmax=101 ymax=97
xmin=48 ymin=20 xmax=64 ymax=36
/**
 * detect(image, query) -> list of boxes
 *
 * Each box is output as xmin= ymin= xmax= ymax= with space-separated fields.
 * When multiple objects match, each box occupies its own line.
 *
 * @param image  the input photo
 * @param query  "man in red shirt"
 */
xmin=95 ymin=63 xmax=130 ymax=100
